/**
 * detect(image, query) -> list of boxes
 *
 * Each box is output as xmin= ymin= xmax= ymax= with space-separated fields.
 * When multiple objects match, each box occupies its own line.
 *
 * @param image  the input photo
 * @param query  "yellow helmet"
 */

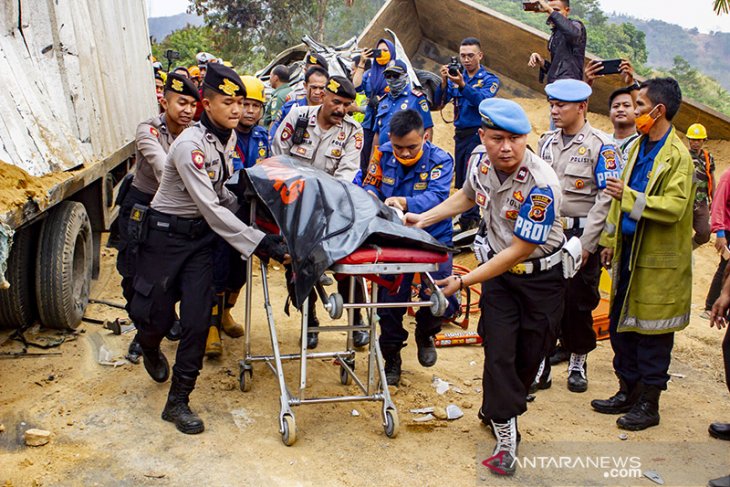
xmin=241 ymin=75 xmax=266 ymax=103
xmin=687 ymin=123 xmax=708 ymax=140
xmin=188 ymin=65 xmax=201 ymax=78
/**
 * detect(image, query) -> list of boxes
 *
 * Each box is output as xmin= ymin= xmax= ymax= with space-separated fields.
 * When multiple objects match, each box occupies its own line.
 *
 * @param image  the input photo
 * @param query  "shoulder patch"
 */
xmin=430 ymin=166 xmax=442 ymax=179
xmin=281 ymin=123 xmax=294 ymax=141
xmin=419 ymin=99 xmax=429 ymax=112
xmin=149 ymin=127 xmax=159 ymax=137
xmin=354 ymin=132 xmax=364 ymax=150
xmin=595 ymin=144 xmax=622 ymax=189
xmin=191 ymin=149 xmax=205 ymax=169
xmin=489 ymin=82 xmax=498 ymax=94
xmin=514 ymin=186 xmax=556 ymax=245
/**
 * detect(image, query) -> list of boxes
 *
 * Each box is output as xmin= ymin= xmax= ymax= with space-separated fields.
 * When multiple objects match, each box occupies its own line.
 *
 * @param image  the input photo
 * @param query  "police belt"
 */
xmin=148 ymin=209 xmax=209 ymax=238
xmin=455 ymin=126 xmax=480 ymax=138
xmin=561 ymin=216 xmax=588 ymax=230
xmin=488 ymin=249 xmax=562 ymax=275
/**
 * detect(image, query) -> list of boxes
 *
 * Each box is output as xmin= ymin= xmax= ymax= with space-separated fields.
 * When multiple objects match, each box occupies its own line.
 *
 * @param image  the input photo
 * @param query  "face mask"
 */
xmin=635 ymin=105 xmax=662 ymax=135
xmin=376 ymin=50 xmax=391 ymax=65
xmin=386 ymin=74 xmax=409 ymax=99
xmin=394 ymin=148 xmax=423 ymax=167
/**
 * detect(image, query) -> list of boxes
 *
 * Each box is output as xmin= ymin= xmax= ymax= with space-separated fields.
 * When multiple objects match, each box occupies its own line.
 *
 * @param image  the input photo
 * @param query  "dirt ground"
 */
xmin=1 ymin=106 xmax=729 ymax=487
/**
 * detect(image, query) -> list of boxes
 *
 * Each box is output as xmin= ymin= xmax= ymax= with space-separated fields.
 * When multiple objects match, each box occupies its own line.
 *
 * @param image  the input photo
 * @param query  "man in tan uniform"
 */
xmin=129 ymin=63 xmax=289 ymax=435
xmin=535 ymin=79 xmax=621 ymax=393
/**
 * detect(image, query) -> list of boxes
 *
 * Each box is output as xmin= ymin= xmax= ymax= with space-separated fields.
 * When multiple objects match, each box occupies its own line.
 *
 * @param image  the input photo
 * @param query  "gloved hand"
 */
xmin=254 ymin=234 xmax=290 ymax=264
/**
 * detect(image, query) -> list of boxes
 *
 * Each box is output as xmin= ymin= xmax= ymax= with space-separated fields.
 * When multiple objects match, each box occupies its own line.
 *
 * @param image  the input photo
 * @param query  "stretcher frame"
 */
xmin=239 ymin=201 xmax=448 ymax=445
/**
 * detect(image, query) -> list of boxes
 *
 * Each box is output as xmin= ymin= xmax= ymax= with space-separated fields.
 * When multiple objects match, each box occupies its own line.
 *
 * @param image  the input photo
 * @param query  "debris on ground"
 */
xmin=23 ymin=429 xmax=51 ymax=447
xmin=644 ymin=470 xmax=665 ymax=485
xmin=432 ymin=377 xmax=449 ymax=395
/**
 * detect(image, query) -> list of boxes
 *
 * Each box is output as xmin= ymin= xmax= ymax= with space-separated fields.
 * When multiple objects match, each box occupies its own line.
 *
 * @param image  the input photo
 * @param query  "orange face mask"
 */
xmin=635 ymin=105 xmax=662 ymax=135
xmin=394 ymin=148 xmax=423 ymax=167
xmin=376 ymin=50 xmax=391 ymax=66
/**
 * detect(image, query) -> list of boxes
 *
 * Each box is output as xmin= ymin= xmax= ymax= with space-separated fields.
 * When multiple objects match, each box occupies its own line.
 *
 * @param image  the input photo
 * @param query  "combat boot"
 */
xmin=591 ymin=378 xmax=640 ymax=414
xmin=415 ymin=330 xmax=437 ymax=367
xmin=617 ymin=385 xmax=661 ymax=431
xmin=529 ymin=358 xmax=552 ymax=393
xmin=205 ymin=294 xmax=224 ymax=358
xmin=221 ymin=291 xmax=244 ymax=338
xmin=126 ymin=334 xmax=143 ymax=364
xmin=166 ymin=315 xmax=182 ymax=341
xmin=141 ymin=346 xmax=169 ymax=383
xmin=306 ymin=298 xmax=320 ymax=350
xmin=567 ymin=353 xmax=588 ymax=393
xmin=382 ymin=346 xmax=402 ymax=386
xmin=161 ymin=373 xmax=205 ymax=434
xmin=485 ymin=418 xmax=519 ymax=476
xmin=352 ymin=311 xmax=370 ymax=348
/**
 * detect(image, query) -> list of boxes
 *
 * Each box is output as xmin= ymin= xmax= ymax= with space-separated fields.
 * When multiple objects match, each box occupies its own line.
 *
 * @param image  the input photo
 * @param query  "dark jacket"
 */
xmin=542 ymin=11 xmax=586 ymax=84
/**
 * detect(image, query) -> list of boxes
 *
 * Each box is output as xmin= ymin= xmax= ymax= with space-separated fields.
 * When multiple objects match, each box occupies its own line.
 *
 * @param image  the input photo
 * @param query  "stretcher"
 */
xmin=239 ymin=203 xmax=450 ymax=445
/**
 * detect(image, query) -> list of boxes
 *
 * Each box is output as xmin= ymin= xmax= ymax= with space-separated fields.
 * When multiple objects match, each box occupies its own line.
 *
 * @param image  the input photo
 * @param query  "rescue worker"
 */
xmin=434 ymin=37 xmax=500 ymax=233
xmin=269 ymin=66 xmax=328 ymax=141
xmin=405 ymin=98 xmax=566 ymax=476
xmin=686 ymin=123 xmax=715 ymax=247
xmin=204 ymin=75 xmax=271 ymax=358
xmin=118 ymin=73 xmax=199 ymax=360
xmin=130 ymin=63 xmax=289 ymax=434
xmin=263 ymin=65 xmax=292 ymax=128
xmin=362 ymin=109 xmax=457 ymax=385
xmin=593 ymin=78 xmax=692 ymax=432
xmin=272 ymin=76 xmax=367 ymax=349
xmin=374 ymin=60 xmax=433 ymax=147
xmin=188 ymin=66 xmax=201 ymax=87
xmin=285 ymin=52 xmax=329 ymax=103
xmin=535 ymin=79 xmax=621 ymax=393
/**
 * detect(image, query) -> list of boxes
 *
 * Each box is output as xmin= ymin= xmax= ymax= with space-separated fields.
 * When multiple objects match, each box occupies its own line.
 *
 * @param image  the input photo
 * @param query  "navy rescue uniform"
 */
xmin=374 ymin=86 xmax=433 ymax=147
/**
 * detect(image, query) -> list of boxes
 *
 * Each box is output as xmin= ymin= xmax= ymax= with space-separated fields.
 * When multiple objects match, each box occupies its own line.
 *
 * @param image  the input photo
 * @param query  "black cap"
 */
xmin=202 ymin=62 xmax=246 ymax=98
xmin=305 ymin=52 xmax=329 ymax=71
xmin=165 ymin=72 xmax=200 ymax=100
xmin=325 ymin=75 xmax=356 ymax=100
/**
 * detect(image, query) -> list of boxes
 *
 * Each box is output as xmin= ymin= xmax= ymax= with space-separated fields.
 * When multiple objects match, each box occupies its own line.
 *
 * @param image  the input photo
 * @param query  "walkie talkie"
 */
xmin=292 ymin=113 xmax=309 ymax=144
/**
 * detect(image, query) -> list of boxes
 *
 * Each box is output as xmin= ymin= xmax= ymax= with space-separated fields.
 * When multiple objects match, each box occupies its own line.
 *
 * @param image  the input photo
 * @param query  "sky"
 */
xmin=147 ymin=0 xmax=730 ymax=33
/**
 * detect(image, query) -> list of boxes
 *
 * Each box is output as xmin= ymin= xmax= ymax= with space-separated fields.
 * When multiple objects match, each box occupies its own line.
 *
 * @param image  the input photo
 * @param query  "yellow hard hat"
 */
xmin=687 ymin=123 xmax=708 ymax=140
xmin=188 ymin=65 xmax=201 ymax=78
xmin=241 ymin=75 xmax=266 ymax=103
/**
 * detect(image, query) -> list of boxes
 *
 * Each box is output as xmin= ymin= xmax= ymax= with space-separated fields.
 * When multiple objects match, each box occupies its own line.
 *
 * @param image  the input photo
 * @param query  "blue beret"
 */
xmin=545 ymin=79 xmax=592 ymax=102
xmin=478 ymin=98 xmax=532 ymax=135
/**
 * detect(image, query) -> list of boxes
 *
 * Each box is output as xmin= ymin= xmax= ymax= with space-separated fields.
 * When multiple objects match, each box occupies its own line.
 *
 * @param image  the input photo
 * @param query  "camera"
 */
xmin=447 ymin=56 xmax=461 ymax=77
xmin=523 ymin=1 xmax=541 ymax=11
xmin=372 ymin=48 xmax=383 ymax=59
xmin=165 ymin=49 xmax=180 ymax=62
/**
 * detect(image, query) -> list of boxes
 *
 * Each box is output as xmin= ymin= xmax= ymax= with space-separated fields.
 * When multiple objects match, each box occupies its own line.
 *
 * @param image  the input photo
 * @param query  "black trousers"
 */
xmin=359 ymin=128 xmax=376 ymax=174
xmin=609 ymin=237 xmax=675 ymax=389
xmin=560 ymin=231 xmax=601 ymax=355
xmin=706 ymin=256 xmax=729 ymax=311
xmin=212 ymin=236 xmax=247 ymax=294
xmin=454 ymin=128 xmax=481 ymax=225
xmin=115 ymin=186 xmax=153 ymax=312
xmin=130 ymin=221 xmax=216 ymax=378
xmin=478 ymin=265 xmax=565 ymax=421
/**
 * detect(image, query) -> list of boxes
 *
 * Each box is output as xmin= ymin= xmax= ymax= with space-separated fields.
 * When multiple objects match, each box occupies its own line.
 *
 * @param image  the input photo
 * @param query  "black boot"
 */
xmin=352 ymin=311 xmax=370 ymax=348
xmin=141 ymin=347 xmax=170 ymax=383
xmin=617 ymin=385 xmax=661 ymax=431
xmin=382 ymin=346 xmax=402 ymax=386
xmin=161 ymin=373 xmax=205 ymax=434
xmin=549 ymin=344 xmax=570 ymax=365
xmin=415 ymin=330 xmax=437 ymax=367
xmin=567 ymin=353 xmax=588 ymax=393
xmin=529 ymin=358 xmax=552 ymax=393
xmin=126 ymin=335 xmax=143 ymax=364
xmin=591 ymin=378 xmax=640 ymax=414
xmin=306 ymin=299 xmax=320 ymax=350
xmin=166 ymin=317 xmax=182 ymax=342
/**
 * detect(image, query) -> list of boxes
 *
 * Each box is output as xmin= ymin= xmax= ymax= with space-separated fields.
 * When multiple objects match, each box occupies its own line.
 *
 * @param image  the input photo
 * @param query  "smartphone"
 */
xmin=596 ymin=59 xmax=623 ymax=76
xmin=372 ymin=49 xmax=383 ymax=58
xmin=523 ymin=1 xmax=541 ymax=11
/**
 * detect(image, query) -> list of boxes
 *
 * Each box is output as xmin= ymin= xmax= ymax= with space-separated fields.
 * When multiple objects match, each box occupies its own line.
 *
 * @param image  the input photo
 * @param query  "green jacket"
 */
xmin=600 ymin=127 xmax=694 ymax=335
xmin=263 ymin=82 xmax=292 ymax=127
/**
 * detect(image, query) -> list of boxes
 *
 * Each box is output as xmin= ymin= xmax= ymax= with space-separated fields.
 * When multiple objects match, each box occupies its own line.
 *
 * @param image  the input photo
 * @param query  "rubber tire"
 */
xmin=281 ymin=414 xmax=297 ymax=446
xmin=0 ymin=225 xmax=38 ymax=329
xmin=384 ymin=409 xmax=399 ymax=438
xmin=36 ymin=201 xmax=92 ymax=330
xmin=239 ymin=368 xmax=253 ymax=392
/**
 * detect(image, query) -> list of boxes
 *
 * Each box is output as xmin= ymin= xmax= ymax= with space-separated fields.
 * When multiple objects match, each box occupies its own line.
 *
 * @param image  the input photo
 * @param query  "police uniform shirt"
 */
xmin=271 ymin=105 xmax=363 ymax=182
xmin=269 ymin=97 xmax=307 ymax=141
xmin=375 ymin=86 xmax=433 ymax=146
xmin=233 ymin=125 xmax=270 ymax=171
xmin=151 ymin=123 xmax=265 ymax=257
xmin=435 ymin=66 xmax=500 ymax=129
xmin=538 ymin=121 xmax=621 ymax=253
xmin=132 ymin=114 xmax=178 ymax=195
xmin=463 ymin=146 xmax=564 ymax=258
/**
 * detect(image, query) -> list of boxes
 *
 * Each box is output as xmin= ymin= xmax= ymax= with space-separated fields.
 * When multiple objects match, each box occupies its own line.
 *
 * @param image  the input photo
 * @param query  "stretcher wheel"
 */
xmin=239 ymin=367 xmax=253 ymax=392
xmin=429 ymin=292 xmax=448 ymax=317
xmin=327 ymin=293 xmax=344 ymax=320
xmin=281 ymin=414 xmax=297 ymax=446
xmin=339 ymin=358 xmax=354 ymax=385
xmin=384 ymin=409 xmax=399 ymax=438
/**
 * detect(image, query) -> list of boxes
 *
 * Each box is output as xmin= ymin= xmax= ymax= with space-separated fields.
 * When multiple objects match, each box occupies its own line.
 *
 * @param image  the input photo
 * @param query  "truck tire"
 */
xmin=36 ymin=202 xmax=92 ymax=330
xmin=0 ymin=225 xmax=38 ymax=329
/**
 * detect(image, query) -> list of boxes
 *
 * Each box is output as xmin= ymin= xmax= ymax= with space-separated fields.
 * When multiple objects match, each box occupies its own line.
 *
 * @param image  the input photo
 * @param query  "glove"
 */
xmin=254 ymin=234 xmax=289 ymax=263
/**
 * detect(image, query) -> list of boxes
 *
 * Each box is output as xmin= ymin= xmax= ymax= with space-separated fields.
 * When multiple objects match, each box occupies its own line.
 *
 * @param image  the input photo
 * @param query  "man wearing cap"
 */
xmin=374 ymin=59 xmax=433 ymax=147
xmin=533 ymin=79 xmax=621 ymax=394
xmin=272 ymin=75 xmax=366 ymax=349
xmin=285 ymin=52 xmax=329 ymax=104
xmin=118 ymin=73 xmax=200 ymax=361
xmin=203 ymin=75 xmax=272 ymax=359
xmin=263 ymin=65 xmax=292 ymax=128
xmin=686 ymin=123 xmax=715 ymax=248
xmin=269 ymin=66 xmax=329 ymax=142
xmin=130 ymin=63 xmax=290 ymax=435
xmin=363 ymin=109 xmax=457 ymax=386
xmin=405 ymin=98 xmax=565 ymax=476
xmin=434 ymin=37 xmax=500 ymax=233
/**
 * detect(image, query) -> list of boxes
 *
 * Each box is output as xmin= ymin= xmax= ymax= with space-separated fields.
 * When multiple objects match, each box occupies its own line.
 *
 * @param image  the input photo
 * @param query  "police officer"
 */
xmin=285 ymin=52 xmax=329 ymax=103
xmin=405 ymin=99 xmax=565 ymax=476
xmin=118 ymin=73 xmax=199 ymax=360
xmin=272 ymin=76 xmax=367 ymax=349
xmin=204 ymin=75 xmax=273 ymax=358
xmin=269 ymin=66 xmax=328 ymax=142
xmin=535 ymin=79 xmax=621 ymax=393
xmin=434 ymin=37 xmax=500 ymax=232
xmin=374 ymin=60 xmax=433 ymax=147
xmin=130 ymin=63 xmax=289 ymax=434
xmin=362 ymin=109 xmax=458 ymax=385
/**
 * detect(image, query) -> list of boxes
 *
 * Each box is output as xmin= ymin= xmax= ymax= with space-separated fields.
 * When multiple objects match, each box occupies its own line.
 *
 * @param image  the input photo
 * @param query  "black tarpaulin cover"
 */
xmin=230 ymin=156 xmax=449 ymax=308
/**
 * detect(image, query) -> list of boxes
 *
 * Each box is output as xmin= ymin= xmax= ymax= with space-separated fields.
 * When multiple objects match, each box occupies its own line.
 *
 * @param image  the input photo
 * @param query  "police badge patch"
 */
xmin=191 ymin=149 xmax=205 ymax=169
xmin=281 ymin=123 xmax=294 ymax=141
xmin=150 ymin=127 xmax=159 ymax=137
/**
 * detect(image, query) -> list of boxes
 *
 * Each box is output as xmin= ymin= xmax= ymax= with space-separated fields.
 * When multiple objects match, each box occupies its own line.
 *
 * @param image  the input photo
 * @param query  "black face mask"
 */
xmin=200 ymin=111 xmax=233 ymax=145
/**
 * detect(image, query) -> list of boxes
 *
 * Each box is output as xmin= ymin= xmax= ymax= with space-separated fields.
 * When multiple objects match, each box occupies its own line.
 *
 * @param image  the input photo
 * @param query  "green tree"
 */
xmin=151 ymin=25 xmax=217 ymax=68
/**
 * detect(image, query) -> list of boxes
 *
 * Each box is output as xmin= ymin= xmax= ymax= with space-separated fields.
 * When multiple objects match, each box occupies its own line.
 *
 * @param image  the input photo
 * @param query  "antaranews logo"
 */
xmin=482 ymin=450 xmax=515 ymax=476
